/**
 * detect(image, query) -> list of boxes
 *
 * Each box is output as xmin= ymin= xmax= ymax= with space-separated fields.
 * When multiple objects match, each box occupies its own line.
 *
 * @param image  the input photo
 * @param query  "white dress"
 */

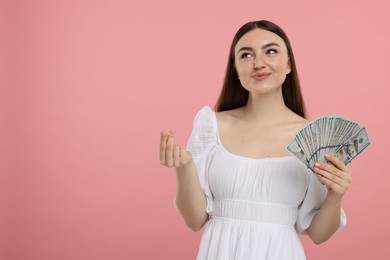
xmin=186 ymin=106 xmax=346 ymax=260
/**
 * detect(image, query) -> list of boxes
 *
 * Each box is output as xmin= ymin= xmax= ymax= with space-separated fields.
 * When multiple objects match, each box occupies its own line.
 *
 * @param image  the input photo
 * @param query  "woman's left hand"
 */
xmin=313 ymin=154 xmax=352 ymax=198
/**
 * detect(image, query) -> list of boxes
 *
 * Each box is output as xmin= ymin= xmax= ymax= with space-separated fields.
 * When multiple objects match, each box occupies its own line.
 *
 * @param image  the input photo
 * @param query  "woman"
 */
xmin=160 ymin=20 xmax=351 ymax=260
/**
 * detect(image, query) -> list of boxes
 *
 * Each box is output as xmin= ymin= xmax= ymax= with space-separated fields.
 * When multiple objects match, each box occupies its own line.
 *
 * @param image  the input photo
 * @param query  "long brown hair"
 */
xmin=215 ymin=20 xmax=306 ymax=118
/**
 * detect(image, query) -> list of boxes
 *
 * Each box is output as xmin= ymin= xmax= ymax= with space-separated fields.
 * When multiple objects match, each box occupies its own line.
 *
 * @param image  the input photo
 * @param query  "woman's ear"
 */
xmin=286 ymin=59 xmax=291 ymax=74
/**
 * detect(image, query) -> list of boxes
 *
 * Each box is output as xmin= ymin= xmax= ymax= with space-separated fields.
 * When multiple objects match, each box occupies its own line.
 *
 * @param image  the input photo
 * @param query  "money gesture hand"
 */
xmin=160 ymin=130 xmax=193 ymax=168
xmin=313 ymin=154 xmax=352 ymax=198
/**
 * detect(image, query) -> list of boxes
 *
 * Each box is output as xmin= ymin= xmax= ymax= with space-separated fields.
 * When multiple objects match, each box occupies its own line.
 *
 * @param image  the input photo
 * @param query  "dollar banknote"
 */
xmin=335 ymin=127 xmax=370 ymax=165
xmin=287 ymin=115 xmax=371 ymax=171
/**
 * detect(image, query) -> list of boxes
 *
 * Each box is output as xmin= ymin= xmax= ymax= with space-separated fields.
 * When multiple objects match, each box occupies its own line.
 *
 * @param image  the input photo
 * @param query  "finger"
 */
xmin=324 ymin=154 xmax=350 ymax=173
xmin=314 ymin=164 xmax=341 ymax=183
xmin=316 ymin=173 xmax=344 ymax=193
xmin=314 ymin=164 xmax=351 ymax=192
xmin=160 ymin=131 xmax=168 ymax=165
xmin=319 ymin=154 xmax=352 ymax=183
xmin=165 ymin=130 xmax=175 ymax=167
xmin=314 ymin=161 xmax=341 ymax=178
xmin=173 ymin=145 xmax=180 ymax=167
xmin=180 ymin=146 xmax=189 ymax=163
xmin=316 ymin=158 xmax=350 ymax=180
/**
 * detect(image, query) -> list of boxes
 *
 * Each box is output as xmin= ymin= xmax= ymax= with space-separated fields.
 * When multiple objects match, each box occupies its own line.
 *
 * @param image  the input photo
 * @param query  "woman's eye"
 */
xmin=240 ymin=53 xmax=253 ymax=59
xmin=266 ymin=49 xmax=278 ymax=55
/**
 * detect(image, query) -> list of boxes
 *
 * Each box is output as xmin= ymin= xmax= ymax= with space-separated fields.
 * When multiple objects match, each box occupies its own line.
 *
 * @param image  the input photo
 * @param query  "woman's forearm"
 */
xmin=306 ymin=195 xmax=342 ymax=244
xmin=175 ymin=161 xmax=209 ymax=232
xmin=308 ymin=154 xmax=352 ymax=244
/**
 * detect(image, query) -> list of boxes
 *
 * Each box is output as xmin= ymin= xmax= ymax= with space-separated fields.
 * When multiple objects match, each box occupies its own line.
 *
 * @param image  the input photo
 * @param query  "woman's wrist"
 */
xmin=176 ymin=159 xmax=195 ymax=173
xmin=325 ymin=190 xmax=343 ymax=206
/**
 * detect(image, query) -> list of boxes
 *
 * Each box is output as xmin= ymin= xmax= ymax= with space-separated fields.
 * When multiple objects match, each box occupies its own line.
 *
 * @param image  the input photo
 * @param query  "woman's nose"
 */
xmin=253 ymin=56 xmax=265 ymax=69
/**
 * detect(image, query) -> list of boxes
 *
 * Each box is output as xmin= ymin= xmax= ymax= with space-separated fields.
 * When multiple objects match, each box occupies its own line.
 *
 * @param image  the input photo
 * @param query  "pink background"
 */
xmin=1 ymin=0 xmax=389 ymax=259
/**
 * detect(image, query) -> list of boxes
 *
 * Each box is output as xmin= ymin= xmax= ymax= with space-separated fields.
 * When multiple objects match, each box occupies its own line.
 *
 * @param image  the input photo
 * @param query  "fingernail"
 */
xmin=161 ymin=131 xmax=166 ymax=136
xmin=315 ymin=162 xmax=321 ymax=167
xmin=170 ymin=129 xmax=176 ymax=134
xmin=325 ymin=154 xmax=331 ymax=158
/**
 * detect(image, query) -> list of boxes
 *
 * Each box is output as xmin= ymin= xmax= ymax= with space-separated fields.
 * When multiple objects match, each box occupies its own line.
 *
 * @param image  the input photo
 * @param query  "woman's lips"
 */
xmin=252 ymin=73 xmax=271 ymax=80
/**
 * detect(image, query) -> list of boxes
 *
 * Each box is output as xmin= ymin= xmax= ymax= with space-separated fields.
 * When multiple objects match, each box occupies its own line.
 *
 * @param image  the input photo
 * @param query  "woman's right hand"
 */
xmin=160 ymin=130 xmax=193 ymax=168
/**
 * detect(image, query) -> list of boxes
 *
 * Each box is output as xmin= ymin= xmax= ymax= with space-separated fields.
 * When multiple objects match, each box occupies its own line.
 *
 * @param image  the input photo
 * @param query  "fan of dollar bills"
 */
xmin=287 ymin=115 xmax=371 ymax=171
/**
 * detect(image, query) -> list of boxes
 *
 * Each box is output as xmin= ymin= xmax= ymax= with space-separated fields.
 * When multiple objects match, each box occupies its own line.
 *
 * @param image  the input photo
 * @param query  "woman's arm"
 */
xmin=306 ymin=154 xmax=352 ymax=244
xmin=160 ymin=130 xmax=209 ymax=231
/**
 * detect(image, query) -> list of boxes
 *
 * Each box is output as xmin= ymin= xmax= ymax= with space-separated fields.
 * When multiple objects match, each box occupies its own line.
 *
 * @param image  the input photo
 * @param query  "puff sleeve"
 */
xmin=186 ymin=106 xmax=217 ymax=215
xmin=296 ymin=170 xmax=347 ymax=234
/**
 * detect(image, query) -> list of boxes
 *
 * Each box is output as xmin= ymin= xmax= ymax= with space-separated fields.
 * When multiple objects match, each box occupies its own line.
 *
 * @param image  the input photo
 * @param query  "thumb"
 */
xmin=180 ymin=146 xmax=192 ymax=161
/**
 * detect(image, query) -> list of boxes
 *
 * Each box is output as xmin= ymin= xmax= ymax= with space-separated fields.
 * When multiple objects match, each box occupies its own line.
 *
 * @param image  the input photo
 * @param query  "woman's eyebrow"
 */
xmin=237 ymin=42 xmax=281 ymax=53
xmin=261 ymin=42 xmax=281 ymax=49
xmin=237 ymin=46 xmax=254 ymax=53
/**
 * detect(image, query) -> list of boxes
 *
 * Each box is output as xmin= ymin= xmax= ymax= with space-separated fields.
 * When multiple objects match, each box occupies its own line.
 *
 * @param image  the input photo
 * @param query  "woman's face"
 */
xmin=234 ymin=28 xmax=291 ymax=95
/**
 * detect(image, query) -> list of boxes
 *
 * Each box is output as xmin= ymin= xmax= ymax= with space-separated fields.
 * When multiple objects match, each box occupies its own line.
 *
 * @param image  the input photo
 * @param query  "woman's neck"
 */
xmin=241 ymin=90 xmax=291 ymax=125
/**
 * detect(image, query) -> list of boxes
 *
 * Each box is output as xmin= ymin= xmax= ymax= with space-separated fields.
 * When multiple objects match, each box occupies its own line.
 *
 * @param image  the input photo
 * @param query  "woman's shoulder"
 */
xmin=193 ymin=106 xmax=214 ymax=122
xmin=284 ymin=112 xmax=310 ymax=135
xmin=215 ymin=107 xmax=245 ymax=124
xmin=289 ymin=112 xmax=309 ymax=125
xmin=191 ymin=106 xmax=217 ymax=131
xmin=189 ymin=106 xmax=218 ymax=148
